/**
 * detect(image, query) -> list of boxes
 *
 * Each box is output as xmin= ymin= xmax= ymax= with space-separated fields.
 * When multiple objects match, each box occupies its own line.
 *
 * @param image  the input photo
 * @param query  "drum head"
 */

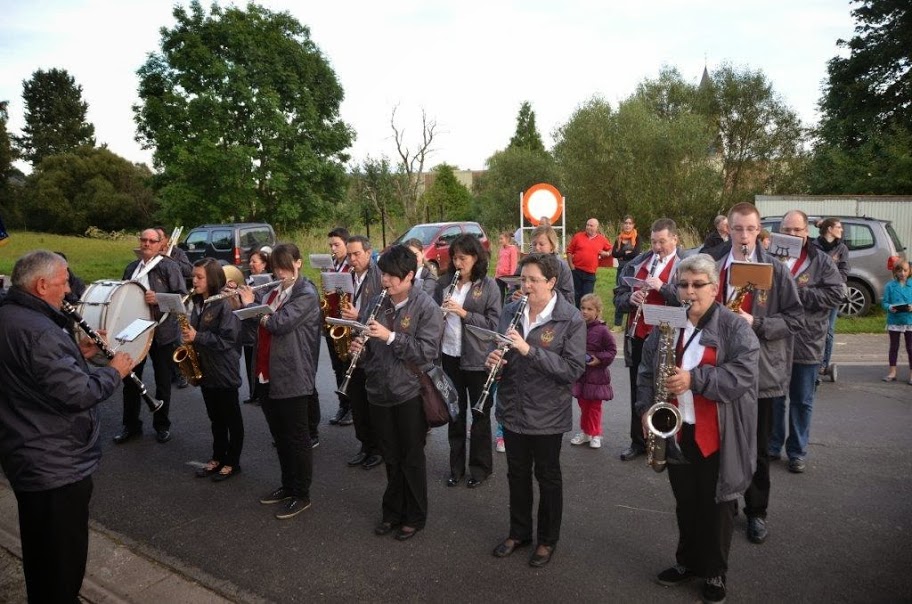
xmin=76 ymin=280 xmax=154 ymax=366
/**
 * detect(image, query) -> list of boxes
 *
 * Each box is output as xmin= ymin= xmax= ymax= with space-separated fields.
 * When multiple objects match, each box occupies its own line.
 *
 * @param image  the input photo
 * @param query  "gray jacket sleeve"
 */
xmin=34 ymin=325 xmax=121 ymax=412
xmin=264 ymin=281 xmax=320 ymax=337
xmin=752 ymin=261 xmax=804 ymax=342
xmin=462 ymin=278 xmax=502 ymax=331
xmin=799 ymin=253 xmax=844 ymax=312
xmin=691 ymin=314 xmax=760 ymax=404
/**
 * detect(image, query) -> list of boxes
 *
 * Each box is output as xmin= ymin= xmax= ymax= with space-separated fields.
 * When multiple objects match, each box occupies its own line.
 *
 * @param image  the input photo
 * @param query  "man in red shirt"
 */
xmin=567 ymin=218 xmax=612 ymax=307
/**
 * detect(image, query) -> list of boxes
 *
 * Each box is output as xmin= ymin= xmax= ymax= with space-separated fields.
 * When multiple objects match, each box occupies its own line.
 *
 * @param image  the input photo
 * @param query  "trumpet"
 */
xmin=440 ymin=270 xmax=461 ymax=316
xmin=203 ymin=278 xmax=287 ymax=304
xmin=336 ymin=289 xmax=388 ymax=397
xmin=472 ymin=294 xmax=528 ymax=415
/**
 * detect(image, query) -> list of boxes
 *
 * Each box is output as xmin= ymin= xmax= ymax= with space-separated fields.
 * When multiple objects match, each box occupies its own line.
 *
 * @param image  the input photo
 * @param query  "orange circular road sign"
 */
xmin=522 ymin=183 xmax=563 ymax=226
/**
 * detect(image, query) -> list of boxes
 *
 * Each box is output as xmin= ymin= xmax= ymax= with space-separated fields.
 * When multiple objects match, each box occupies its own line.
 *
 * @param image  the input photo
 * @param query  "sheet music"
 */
xmin=309 ymin=254 xmax=334 ymax=270
xmin=622 ymin=276 xmax=649 ymax=290
xmin=114 ymin=319 xmax=157 ymax=343
xmin=249 ymin=273 xmax=275 ymax=286
xmin=769 ymin=233 xmax=803 ymax=259
xmin=497 ymin=275 xmax=522 ymax=287
xmin=325 ymin=317 xmax=368 ymax=333
xmin=642 ymin=304 xmax=688 ymax=328
xmin=233 ymin=305 xmax=274 ymax=320
xmin=155 ymin=293 xmax=188 ymax=314
xmin=321 ymin=272 xmax=355 ymax=294
xmin=464 ymin=324 xmax=512 ymax=346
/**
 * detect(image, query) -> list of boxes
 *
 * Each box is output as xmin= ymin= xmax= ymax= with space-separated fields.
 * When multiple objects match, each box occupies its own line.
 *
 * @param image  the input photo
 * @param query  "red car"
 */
xmin=390 ymin=221 xmax=490 ymax=273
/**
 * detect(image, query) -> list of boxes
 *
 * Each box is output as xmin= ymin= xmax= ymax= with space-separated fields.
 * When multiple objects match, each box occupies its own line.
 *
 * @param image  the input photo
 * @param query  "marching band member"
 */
xmin=182 ymin=258 xmax=244 ymax=482
xmin=636 ymin=254 xmax=759 ymax=604
xmin=114 ymin=228 xmax=186 ymax=445
xmin=242 ymin=249 xmax=271 ymax=405
xmin=350 ymin=244 xmax=443 ymax=540
xmin=489 ymin=253 xmax=586 ymax=568
xmin=509 ymin=226 xmax=574 ymax=305
xmin=404 ymin=237 xmax=439 ymax=296
xmin=324 ymin=227 xmax=354 ymax=425
xmin=434 ymin=234 xmax=502 ymax=489
xmin=240 ymin=243 xmax=322 ymax=520
xmin=706 ymin=202 xmax=803 ymax=545
xmin=614 ymin=218 xmax=683 ymax=462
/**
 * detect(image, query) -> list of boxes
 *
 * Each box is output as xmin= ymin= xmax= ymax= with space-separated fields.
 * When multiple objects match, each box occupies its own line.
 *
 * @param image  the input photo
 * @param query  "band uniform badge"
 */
xmin=757 ymin=289 xmax=768 ymax=307
xmin=540 ymin=327 xmax=555 ymax=347
xmin=798 ymin=273 xmax=810 ymax=287
xmin=400 ymin=315 xmax=411 ymax=330
xmin=472 ymin=286 xmax=482 ymax=299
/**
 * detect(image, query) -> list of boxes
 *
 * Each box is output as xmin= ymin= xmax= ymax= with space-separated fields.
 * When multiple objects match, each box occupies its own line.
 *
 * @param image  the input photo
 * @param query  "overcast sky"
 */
xmin=1 ymin=0 xmax=856 ymax=173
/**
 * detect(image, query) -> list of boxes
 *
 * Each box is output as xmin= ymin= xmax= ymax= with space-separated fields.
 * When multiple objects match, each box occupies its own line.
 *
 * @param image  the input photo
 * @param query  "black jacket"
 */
xmin=0 ymin=287 xmax=121 ymax=491
xmin=190 ymin=296 xmax=242 ymax=389
xmin=123 ymin=257 xmax=187 ymax=345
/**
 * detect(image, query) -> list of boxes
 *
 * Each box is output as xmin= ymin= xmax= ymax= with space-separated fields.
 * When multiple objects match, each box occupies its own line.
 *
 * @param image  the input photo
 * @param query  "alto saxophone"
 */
xmin=173 ymin=309 xmax=203 ymax=387
xmin=328 ymin=289 xmax=353 ymax=362
xmin=645 ymin=321 xmax=683 ymax=473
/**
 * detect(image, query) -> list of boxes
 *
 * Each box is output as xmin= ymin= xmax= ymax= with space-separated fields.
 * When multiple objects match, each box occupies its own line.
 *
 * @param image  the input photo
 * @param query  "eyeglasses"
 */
xmin=732 ymin=226 xmax=759 ymax=234
xmin=780 ymin=227 xmax=806 ymax=235
xmin=676 ymin=281 xmax=713 ymax=290
xmin=519 ymin=276 xmax=549 ymax=284
xmin=139 ymin=238 xmax=161 ymax=243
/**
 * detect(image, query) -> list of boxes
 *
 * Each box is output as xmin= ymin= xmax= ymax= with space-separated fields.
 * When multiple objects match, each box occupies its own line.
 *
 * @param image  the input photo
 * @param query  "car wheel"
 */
xmin=839 ymin=280 xmax=872 ymax=317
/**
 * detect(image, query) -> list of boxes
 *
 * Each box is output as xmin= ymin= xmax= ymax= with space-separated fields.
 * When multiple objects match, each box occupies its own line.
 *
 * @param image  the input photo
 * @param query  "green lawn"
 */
xmin=0 ymin=231 xmax=886 ymax=334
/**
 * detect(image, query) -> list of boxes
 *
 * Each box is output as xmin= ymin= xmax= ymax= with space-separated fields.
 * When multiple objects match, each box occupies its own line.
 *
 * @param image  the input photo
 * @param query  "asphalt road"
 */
xmin=5 ymin=334 xmax=912 ymax=602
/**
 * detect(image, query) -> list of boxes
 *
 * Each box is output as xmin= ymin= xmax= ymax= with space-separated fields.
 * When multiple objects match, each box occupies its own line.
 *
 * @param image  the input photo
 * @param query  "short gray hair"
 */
xmin=12 ymin=250 xmax=67 ymax=290
xmin=676 ymin=253 xmax=719 ymax=284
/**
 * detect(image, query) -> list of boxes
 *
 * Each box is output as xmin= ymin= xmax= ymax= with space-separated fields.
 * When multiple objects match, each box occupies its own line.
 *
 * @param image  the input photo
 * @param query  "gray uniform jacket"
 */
xmin=635 ymin=303 xmax=760 ymax=503
xmin=812 ymin=236 xmax=849 ymax=283
xmin=494 ymin=294 xmax=587 ymax=435
xmin=169 ymin=247 xmax=194 ymax=281
xmin=190 ymin=296 xmax=242 ymax=389
xmin=123 ymin=257 xmax=187 ymax=345
xmin=360 ymin=287 xmax=443 ymax=406
xmin=614 ymin=250 xmax=682 ymax=316
xmin=434 ymin=275 xmax=502 ymax=371
xmin=414 ymin=265 xmax=439 ymax=297
xmin=249 ymin=277 xmax=322 ymax=399
xmin=0 ymin=287 xmax=122 ymax=492
xmin=353 ymin=261 xmax=383 ymax=314
xmin=791 ymin=243 xmax=844 ymax=364
xmin=708 ymin=243 xmax=804 ymax=399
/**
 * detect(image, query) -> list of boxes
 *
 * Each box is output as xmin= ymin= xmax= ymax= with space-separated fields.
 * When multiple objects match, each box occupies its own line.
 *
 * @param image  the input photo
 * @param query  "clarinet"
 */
xmin=62 ymin=302 xmax=164 ymax=413
xmin=472 ymin=294 xmax=528 ymax=414
xmin=335 ymin=289 xmax=389 ymax=397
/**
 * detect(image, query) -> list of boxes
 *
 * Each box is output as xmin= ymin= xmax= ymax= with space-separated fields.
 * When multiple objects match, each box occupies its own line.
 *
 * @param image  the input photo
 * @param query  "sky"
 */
xmin=1 ymin=0 xmax=856 ymax=174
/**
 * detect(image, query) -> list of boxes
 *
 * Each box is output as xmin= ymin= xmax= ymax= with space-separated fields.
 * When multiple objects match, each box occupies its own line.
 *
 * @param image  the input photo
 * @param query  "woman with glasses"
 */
xmin=435 ymin=234 xmax=502 ymax=489
xmin=488 ymin=253 xmax=586 ymax=568
xmin=508 ymin=225 xmax=574 ymax=305
xmin=612 ymin=215 xmax=640 ymax=328
xmin=636 ymin=254 xmax=759 ymax=604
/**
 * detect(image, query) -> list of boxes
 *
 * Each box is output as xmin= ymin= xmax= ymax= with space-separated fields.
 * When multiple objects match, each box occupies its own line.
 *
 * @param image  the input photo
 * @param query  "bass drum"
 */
xmin=76 ymin=280 xmax=154 ymax=366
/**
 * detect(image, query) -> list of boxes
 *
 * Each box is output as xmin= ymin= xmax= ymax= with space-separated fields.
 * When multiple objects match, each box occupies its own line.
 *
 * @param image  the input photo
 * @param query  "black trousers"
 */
xmin=261 ymin=394 xmax=314 ymax=499
xmin=370 ymin=396 xmax=428 ymax=529
xmin=16 ymin=476 xmax=93 ymax=603
xmin=442 ymin=354 xmax=492 ymax=481
xmin=324 ymin=331 xmax=350 ymax=414
xmin=503 ymin=429 xmax=563 ymax=546
xmin=347 ymin=368 xmax=378 ymax=455
xmin=123 ymin=341 xmax=174 ymax=432
xmin=667 ymin=424 xmax=735 ymax=578
xmin=258 ymin=382 xmax=319 ymax=441
xmin=201 ymin=386 xmax=244 ymax=467
xmin=627 ymin=336 xmax=647 ymax=451
xmin=744 ymin=397 xmax=773 ymax=518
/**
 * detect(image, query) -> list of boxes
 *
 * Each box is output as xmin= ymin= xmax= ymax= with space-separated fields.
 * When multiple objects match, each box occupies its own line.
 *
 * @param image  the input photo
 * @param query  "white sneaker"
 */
xmin=590 ymin=436 xmax=602 ymax=449
xmin=495 ymin=437 xmax=505 ymax=453
xmin=570 ymin=433 xmax=591 ymax=445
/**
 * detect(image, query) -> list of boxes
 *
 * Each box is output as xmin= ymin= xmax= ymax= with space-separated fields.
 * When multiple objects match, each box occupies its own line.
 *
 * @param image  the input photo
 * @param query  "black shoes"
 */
xmin=788 ymin=458 xmax=806 ymax=473
xmin=195 ymin=461 xmax=221 ymax=478
xmin=242 ymin=397 xmax=261 ymax=406
xmin=374 ymin=521 xmax=399 ymax=536
xmin=362 ymin=454 xmax=383 ymax=470
xmin=156 ymin=430 xmax=172 ymax=444
xmin=260 ymin=487 xmax=292 ymax=505
xmin=747 ymin=516 xmax=768 ymax=544
xmin=702 ymin=575 xmax=727 ymax=603
xmin=347 ymin=451 xmax=367 ymax=466
xmin=656 ymin=564 xmax=697 ymax=586
xmin=528 ymin=544 xmax=555 ymax=568
xmin=620 ymin=446 xmax=645 ymax=461
xmin=275 ymin=497 xmax=311 ymax=519
xmin=113 ymin=427 xmax=140 ymax=444
xmin=492 ymin=538 xmax=531 ymax=558
xmin=212 ymin=465 xmax=240 ymax=482
xmin=446 ymin=475 xmax=463 ymax=487
xmin=176 ymin=376 xmax=189 ymax=389
xmin=329 ymin=408 xmax=353 ymax=425
xmin=394 ymin=526 xmax=420 ymax=541
xmin=467 ymin=477 xmax=485 ymax=489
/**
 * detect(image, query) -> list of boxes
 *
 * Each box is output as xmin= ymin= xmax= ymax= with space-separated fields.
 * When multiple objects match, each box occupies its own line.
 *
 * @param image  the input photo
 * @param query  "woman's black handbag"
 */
xmin=412 ymin=363 xmax=459 ymax=427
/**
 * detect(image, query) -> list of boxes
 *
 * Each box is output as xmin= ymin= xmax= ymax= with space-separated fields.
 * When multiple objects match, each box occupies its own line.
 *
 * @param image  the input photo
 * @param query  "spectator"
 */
xmin=566 ymin=218 xmax=612 ymax=307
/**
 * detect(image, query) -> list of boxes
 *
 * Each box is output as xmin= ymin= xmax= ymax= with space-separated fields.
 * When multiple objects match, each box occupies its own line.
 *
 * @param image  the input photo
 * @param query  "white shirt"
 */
xmin=520 ymin=292 xmax=558 ymax=335
xmin=676 ymin=320 xmax=706 ymax=425
xmin=352 ymin=270 xmax=367 ymax=311
xmin=650 ymin=251 xmax=675 ymax=280
xmin=131 ymin=260 xmax=151 ymax=290
xmin=441 ymin=281 xmax=471 ymax=357
xmin=723 ymin=248 xmax=757 ymax=304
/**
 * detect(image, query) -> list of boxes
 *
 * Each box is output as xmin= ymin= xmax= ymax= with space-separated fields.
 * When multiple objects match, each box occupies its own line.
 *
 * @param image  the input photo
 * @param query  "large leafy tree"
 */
xmin=134 ymin=1 xmax=354 ymax=228
xmin=15 ymin=68 xmax=95 ymax=166
xmin=424 ymin=164 xmax=473 ymax=222
xmin=348 ymin=156 xmax=403 ymax=246
xmin=0 ymin=100 xmax=21 ymax=226
xmin=473 ymin=147 xmax=560 ymax=230
xmin=508 ymin=101 xmax=545 ymax=152
xmin=20 ymin=147 xmax=158 ymax=234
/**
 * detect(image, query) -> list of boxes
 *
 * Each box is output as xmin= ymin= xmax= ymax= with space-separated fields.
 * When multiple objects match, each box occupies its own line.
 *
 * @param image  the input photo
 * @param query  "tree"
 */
xmin=134 ymin=1 xmax=353 ymax=229
xmin=390 ymin=106 xmax=436 ymax=224
xmin=349 ymin=156 xmax=402 ymax=246
xmin=19 ymin=147 xmax=158 ymax=234
xmin=0 ymin=100 xmax=22 ymax=226
xmin=15 ymin=68 xmax=95 ymax=166
xmin=508 ymin=101 xmax=545 ymax=152
xmin=424 ymin=164 xmax=473 ymax=222
xmin=473 ymin=147 xmax=560 ymax=230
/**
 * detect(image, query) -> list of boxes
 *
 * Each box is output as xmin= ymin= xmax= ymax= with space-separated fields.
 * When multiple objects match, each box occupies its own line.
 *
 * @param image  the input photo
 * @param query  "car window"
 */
xmin=211 ymin=229 xmax=233 ymax=251
xmin=184 ymin=231 xmax=208 ymax=251
xmin=394 ymin=225 xmax=440 ymax=246
xmin=842 ymin=223 xmax=874 ymax=251
xmin=240 ymin=227 xmax=272 ymax=249
xmin=464 ymin=224 xmax=484 ymax=239
xmin=439 ymin=226 xmax=462 ymax=245
xmin=885 ymin=223 xmax=905 ymax=253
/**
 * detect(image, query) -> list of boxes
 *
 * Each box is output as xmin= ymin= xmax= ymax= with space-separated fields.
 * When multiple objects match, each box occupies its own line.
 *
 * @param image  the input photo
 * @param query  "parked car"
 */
xmin=179 ymin=223 xmax=276 ymax=277
xmin=759 ymin=215 xmax=906 ymax=316
xmin=389 ymin=221 xmax=490 ymax=273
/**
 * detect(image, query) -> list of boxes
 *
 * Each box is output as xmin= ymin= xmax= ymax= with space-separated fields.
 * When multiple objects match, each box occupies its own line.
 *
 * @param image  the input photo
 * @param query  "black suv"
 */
xmin=179 ymin=223 xmax=276 ymax=276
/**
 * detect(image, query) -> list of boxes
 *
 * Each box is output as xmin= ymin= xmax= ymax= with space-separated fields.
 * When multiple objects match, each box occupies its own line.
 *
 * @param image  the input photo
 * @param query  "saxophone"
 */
xmin=173 ymin=310 xmax=203 ymax=386
xmin=727 ymin=244 xmax=753 ymax=311
xmin=645 ymin=321 xmax=683 ymax=473
xmin=328 ymin=289 xmax=352 ymax=362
